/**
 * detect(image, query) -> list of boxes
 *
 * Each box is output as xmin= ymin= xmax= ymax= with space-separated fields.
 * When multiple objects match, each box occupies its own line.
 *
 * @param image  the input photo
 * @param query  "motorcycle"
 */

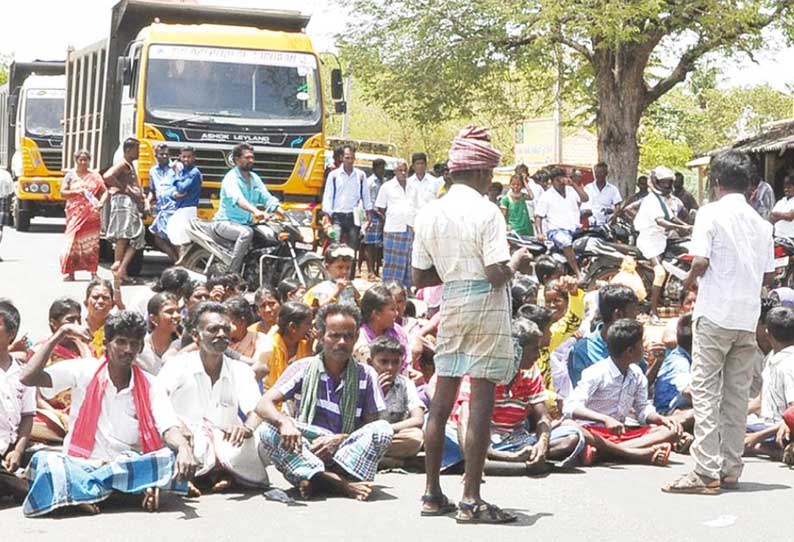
xmin=584 ymin=235 xmax=693 ymax=310
xmin=179 ymin=210 xmax=328 ymax=290
xmin=773 ymin=236 xmax=794 ymax=288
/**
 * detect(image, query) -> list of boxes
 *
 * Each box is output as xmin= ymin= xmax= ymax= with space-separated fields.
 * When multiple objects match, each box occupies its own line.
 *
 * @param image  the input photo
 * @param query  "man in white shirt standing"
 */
xmin=360 ymin=159 xmax=387 ymax=278
xmin=632 ymin=167 xmax=692 ymax=323
xmin=158 ymin=302 xmax=269 ymax=494
xmin=413 ymin=126 xmax=529 ymax=524
xmin=375 ymin=160 xmax=419 ymax=287
xmin=322 ymin=145 xmax=373 ymax=275
xmin=771 ymin=175 xmax=794 ymax=239
xmin=409 ymin=152 xmax=444 ymax=209
xmin=534 ymin=167 xmax=589 ymax=278
xmin=582 ymin=162 xmax=622 ymax=227
xmin=663 ymin=150 xmax=775 ymax=495
xmin=21 ymin=311 xmax=197 ymax=516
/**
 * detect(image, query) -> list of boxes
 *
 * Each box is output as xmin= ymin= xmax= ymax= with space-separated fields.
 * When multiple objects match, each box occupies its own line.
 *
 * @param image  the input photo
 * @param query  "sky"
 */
xmin=0 ymin=0 xmax=792 ymax=92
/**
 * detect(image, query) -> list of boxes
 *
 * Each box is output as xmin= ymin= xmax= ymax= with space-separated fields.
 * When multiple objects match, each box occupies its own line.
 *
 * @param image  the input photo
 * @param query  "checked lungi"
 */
xmin=258 ymin=420 xmax=393 ymax=486
xmin=23 ymin=448 xmax=187 ymax=517
xmin=435 ymin=279 xmax=516 ymax=384
xmin=362 ymin=213 xmax=384 ymax=246
xmin=382 ymin=230 xmax=414 ymax=287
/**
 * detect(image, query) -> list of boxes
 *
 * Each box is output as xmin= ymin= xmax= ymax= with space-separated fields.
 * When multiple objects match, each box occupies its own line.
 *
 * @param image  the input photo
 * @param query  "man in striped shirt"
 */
xmin=453 ymin=316 xmax=584 ymax=471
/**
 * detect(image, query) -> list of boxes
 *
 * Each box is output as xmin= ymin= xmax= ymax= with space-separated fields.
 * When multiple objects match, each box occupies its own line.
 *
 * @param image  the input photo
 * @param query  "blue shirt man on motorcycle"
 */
xmin=213 ymin=143 xmax=281 ymax=273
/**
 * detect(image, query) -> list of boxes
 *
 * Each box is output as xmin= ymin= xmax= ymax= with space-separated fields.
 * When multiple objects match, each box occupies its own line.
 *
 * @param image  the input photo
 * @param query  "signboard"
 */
xmin=514 ymin=117 xmax=598 ymax=170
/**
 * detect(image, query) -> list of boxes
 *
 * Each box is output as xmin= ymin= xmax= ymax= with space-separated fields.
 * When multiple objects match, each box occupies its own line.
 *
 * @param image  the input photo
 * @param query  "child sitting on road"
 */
xmin=744 ymin=306 xmax=794 ymax=464
xmin=303 ymin=244 xmax=359 ymax=308
xmin=0 ymin=299 xmax=35 ymax=501
xmin=653 ymin=314 xmax=695 ymax=434
xmin=564 ymin=318 xmax=683 ymax=466
xmin=353 ymin=285 xmax=409 ymax=372
xmin=452 ymin=314 xmax=584 ymax=475
xmin=368 ymin=336 xmax=425 ymax=467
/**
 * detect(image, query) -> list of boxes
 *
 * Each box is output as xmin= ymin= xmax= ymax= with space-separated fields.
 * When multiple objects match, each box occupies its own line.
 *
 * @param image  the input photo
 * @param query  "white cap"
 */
xmin=651 ymin=166 xmax=675 ymax=181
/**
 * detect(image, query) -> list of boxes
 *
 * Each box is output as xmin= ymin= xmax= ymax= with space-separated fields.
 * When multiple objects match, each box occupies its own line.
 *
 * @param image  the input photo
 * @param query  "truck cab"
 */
xmin=0 ymin=62 xmax=66 ymax=231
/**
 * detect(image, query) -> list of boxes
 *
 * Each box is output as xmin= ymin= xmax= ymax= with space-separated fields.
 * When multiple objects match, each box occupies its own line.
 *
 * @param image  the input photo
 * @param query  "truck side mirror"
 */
xmin=330 ymin=68 xmax=344 ymax=101
xmin=7 ymin=95 xmax=17 ymax=127
xmin=117 ymin=57 xmax=132 ymax=86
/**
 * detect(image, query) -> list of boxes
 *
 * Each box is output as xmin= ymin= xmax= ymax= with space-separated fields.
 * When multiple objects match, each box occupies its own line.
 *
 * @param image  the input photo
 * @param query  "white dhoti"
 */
xmin=192 ymin=420 xmax=270 ymax=488
xmin=167 ymin=206 xmax=198 ymax=246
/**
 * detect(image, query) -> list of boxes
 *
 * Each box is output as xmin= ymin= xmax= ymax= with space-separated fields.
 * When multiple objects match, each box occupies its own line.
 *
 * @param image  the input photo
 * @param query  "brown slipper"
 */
xmin=662 ymin=471 xmax=720 ymax=495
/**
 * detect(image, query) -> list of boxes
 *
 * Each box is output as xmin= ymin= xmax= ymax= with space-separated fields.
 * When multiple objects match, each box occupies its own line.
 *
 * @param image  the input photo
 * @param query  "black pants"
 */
xmin=331 ymin=213 xmax=360 ymax=279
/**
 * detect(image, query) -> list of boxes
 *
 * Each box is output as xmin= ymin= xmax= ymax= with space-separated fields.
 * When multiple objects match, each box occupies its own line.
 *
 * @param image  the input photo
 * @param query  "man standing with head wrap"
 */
xmin=413 ymin=126 xmax=530 ymax=524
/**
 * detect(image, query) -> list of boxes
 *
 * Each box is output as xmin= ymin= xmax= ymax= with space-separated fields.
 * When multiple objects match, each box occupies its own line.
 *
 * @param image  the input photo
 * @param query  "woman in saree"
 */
xmin=59 ymin=149 xmax=105 ymax=281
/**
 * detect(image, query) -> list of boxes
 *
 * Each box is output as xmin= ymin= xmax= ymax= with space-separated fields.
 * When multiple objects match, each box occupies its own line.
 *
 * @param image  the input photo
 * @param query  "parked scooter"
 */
xmin=180 ymin=210 xmax=328 ymax=290
xmin=773 ymin=236 xmax=794 ymax=288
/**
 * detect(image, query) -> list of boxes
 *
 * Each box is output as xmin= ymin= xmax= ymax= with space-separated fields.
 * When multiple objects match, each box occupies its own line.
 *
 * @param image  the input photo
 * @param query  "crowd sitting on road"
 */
xmin=1 ymin=129 xmax=794 ymax=525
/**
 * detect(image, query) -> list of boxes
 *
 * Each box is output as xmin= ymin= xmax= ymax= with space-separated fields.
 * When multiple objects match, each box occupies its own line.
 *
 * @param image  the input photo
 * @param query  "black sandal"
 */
xmin=455 ymin=501 xmax=517 ymax=524
xmin=420 ymin=493 xmax=457 ymax=516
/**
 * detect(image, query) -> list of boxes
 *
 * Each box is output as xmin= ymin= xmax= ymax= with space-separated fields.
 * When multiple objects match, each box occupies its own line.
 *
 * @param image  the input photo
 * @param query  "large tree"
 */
xmin=340 ymin=0 xmax=793 ymax=195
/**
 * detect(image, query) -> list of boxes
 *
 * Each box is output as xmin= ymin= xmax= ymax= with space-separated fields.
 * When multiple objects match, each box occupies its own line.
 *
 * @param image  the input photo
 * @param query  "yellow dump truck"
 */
xmin=63 ymin=0 xmax=345 ymax=271
xmin=0 ymin=61 xmax=66 ymax=230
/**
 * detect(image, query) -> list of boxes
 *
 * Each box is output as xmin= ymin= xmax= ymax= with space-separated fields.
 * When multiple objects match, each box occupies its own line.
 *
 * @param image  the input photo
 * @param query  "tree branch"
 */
xmin=644 ymin=3 xmax=787 ymax=107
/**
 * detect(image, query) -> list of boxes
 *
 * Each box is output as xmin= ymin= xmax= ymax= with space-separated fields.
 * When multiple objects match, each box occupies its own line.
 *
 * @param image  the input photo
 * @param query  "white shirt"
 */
xmin=564 ymin=357 xmax=656 ymax=424
xmin=322 ymin=166 xmax=372 ymax=214
xmin=375 ymin=178 xmax=420 ymax=233
xmin=413 ymin=183 xmax=510 ymax=282
xmin=0 ymin=359 xmax=36 ymax=454
xmin=525 ymin=180 xmax=545 ymax=217
xmin=690 ymin=193 xmax=774 ymax=332
xmin=366 ymin=174 xmax=385 ymax=204
xmin=42 ymin=358 xmax=180 ymax=463
xmin=773 ymin=197 xmax=794 ymax=238
xmin=409 ymin=173 xmax=444 ymax=209
xmin=157 ymin=352 xmax=261 ymax=431
xmin=760 ymin=346 xmax=794 ymax=424
xmin=634 ymin=192 xmax=673 ymax=259
xmin=583 ymin=181 xmax=622 ymax=226
xmin=136 ymin=334 xmax=181 ymax=376
xmin=534 ymin=186 xmax=581 ymax=232
xmin=0 ymin=169 xmax=13 ymax=198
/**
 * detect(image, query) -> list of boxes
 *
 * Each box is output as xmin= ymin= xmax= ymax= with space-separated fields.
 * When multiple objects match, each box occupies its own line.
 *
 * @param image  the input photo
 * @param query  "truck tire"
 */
xmin=12 ymin=197 xmax=31 ymax=232
xmin=127 ymin=249 xmax=144 ymax=277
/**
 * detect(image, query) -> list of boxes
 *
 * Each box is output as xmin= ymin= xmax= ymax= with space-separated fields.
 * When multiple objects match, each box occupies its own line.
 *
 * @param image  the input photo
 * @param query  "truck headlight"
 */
xmin=40 ymin=183 xmax=50 ymax=194
xmin=29 ymin=183 xmax=39 ymax=193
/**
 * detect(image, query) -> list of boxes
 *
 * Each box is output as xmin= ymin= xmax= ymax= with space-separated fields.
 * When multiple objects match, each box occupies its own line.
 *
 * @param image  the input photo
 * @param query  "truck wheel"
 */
xmin=127 ymin=249 xmax=144 ymax=277
xmin=99 ymin=239 xmax=114 ymax=263
xmin=12 ymin=197 xmax=31 ymax=232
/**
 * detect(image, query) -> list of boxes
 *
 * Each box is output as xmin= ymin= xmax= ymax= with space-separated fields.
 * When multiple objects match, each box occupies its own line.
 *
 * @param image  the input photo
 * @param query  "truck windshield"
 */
xmin=146 ymin=45 xmax=322 ymax=127
xmin=25 ymin=91 xmax=64 ymax=138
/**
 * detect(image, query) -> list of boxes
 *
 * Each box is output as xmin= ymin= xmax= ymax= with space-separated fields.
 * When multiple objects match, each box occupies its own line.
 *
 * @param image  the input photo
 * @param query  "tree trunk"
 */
xmin=592 ymin=47 xmax=647 ymax=198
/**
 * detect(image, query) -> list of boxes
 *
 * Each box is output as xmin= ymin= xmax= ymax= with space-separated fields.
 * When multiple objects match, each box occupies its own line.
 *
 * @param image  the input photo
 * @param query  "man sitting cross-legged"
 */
xmin=20 ymin=311 xmax=197 ymax=517
xmin=743 ymin=306 xmax=794 ymax=465
xmin=453 ymin=314 xmax=584 ymax=474
xmin=255 ymin=303 xmax=393 ymax=501
xmin=368 ymin=335 xmax=425 ymax=467
xmin=564 ymin=319 xmax=683 ymax=466
xmin=157 ymin=301 xmax=269 ymax=495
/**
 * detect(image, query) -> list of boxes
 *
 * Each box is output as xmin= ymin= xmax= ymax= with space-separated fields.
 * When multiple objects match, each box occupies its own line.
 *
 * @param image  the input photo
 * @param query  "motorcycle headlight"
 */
xmin=284 ymin=209 xmax=314 ymax=228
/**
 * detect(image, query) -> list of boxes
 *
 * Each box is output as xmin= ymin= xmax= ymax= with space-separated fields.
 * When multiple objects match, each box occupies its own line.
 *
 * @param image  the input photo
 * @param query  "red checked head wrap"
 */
xmin=447 ymin=125 xmax=502 ymax=173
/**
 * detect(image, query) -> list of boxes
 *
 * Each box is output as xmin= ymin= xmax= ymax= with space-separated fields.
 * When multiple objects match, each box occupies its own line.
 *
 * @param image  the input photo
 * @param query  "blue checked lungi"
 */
xmin=258 ymin=420 xmax=393 ymax=485
xmin=435 ymin=280 xmax=516 ymax=384
xmin=362 ymin=214 xmax=384 ymax=245
xmin=382 ymin=230 xmax=414 ymax=287
xmin=23 ymin=448 xmax=187 ymax=517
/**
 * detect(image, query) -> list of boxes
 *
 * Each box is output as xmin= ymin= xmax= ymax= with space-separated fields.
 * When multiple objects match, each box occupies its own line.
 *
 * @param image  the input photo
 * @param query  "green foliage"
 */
xmin=337 ymin=0 xmax=794 ymax=189
xmin=0 ymin=54 xmax=9 ymax=86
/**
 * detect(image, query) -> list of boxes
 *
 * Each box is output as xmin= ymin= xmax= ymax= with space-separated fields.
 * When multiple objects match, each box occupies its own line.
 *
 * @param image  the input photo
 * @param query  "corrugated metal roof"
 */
xmin=729 ymin=120 xmax=794 ymax=154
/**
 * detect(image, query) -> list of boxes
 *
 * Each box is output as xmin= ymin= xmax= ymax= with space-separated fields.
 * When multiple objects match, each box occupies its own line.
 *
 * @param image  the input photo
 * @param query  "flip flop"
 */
xmin=455 ymin=501 xmax=517 ymax=524
xmin=651 ymin=443 xmax=672 ymax=466
xmin=661 ymin=471 xmax=720 ymax=495
xmin=420 ymin=493 xmax=457 ymax=516
xmin=673 ymin=432 xmax=694 ymax=455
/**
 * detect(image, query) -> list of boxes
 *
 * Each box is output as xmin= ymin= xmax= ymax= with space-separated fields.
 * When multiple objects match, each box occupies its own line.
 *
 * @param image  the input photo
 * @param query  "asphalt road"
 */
xmin=2 ymin=218 xmax=794 ymax=541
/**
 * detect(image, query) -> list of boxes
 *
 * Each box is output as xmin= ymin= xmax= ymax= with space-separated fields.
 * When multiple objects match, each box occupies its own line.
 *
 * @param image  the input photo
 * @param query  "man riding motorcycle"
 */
xmin=211 ymin=143 xmax=281 ymax=274
xmin=628 ymin=166 xmax=692 ymax=323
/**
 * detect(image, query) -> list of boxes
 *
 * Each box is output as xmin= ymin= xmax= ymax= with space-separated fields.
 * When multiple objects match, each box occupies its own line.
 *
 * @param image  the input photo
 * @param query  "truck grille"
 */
xmin=40 ymin=148 xmax=63 ymax=174
xmin=169 ymin=148 xmax=298 ymax=185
